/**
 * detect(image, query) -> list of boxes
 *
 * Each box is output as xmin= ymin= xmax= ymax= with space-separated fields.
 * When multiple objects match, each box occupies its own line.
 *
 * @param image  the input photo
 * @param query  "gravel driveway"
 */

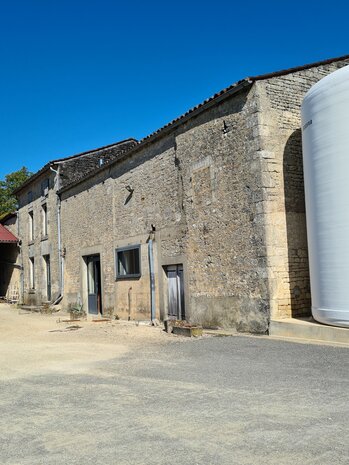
xmin=0 ymin=304 xmax=348 ymax=464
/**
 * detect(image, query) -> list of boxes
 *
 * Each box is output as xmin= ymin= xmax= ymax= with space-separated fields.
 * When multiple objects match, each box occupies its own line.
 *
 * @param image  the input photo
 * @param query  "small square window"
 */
xmin=116 ymin=245 xmax=141 ymax=279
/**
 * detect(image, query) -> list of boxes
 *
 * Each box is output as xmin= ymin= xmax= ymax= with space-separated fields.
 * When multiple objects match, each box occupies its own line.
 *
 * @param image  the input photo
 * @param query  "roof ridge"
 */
xmin=59 ymin=53 xmax=349 ymax=194
xmin=247 ymin=53 xmax=349 ymax=81
xmin=137 ymin=54 xmax=349 ymax=145
xmin=16 ymin=53 xmax=349 ymax=195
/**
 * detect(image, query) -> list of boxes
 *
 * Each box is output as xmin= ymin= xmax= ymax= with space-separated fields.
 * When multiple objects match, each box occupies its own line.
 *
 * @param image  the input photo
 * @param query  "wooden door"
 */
xmin=166 ymin=265 xmax=185 ymax=320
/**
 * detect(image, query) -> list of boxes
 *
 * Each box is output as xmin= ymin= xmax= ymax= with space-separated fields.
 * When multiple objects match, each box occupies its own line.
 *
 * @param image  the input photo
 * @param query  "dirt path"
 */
xmin=0 ymin=303 xmax=173 ymax=380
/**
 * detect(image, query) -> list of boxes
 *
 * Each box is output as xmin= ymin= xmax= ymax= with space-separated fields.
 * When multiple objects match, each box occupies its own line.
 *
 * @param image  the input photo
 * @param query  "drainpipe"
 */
xmin=148 ymin=238 xmax=156 ymax=323
xmin=128 ymin=287 xmax=132 ymax=321
xmin=16 ymin=210 xmax=24 ymax=304
xmin=50 ymin=165 xmax=63 ymax=305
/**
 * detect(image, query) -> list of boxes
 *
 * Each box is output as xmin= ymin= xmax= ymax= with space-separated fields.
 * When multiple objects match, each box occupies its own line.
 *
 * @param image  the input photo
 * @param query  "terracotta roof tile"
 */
xmin=0 ymin=224 xmax=18 ymax=243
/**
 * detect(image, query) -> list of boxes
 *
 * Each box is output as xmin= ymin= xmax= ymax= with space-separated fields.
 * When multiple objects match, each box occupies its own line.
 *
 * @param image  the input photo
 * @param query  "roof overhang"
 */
xmin=0 ymin=224 xmax=18 ymax=243
xmin=59 ymin=80 xmax=253 ymax=194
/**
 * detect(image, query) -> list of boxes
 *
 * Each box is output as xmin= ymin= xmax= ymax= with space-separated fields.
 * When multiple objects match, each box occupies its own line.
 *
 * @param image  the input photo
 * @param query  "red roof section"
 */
xmin=0 ymin=224 xmax=18 ymax=243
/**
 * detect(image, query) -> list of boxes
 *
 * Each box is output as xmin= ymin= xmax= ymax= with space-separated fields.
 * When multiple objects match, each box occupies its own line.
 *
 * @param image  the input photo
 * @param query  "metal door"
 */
xmin=166 ymin=264 xmax=185 ymax=320
xmin=87 ymin=255 xmax=102 ymax=315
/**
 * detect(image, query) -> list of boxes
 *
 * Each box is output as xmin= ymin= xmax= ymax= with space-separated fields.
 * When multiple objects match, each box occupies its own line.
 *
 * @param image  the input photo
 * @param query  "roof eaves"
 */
xmin=247 ymin=53 xmax=349 ymax=81
xmin=59 ymin=79 xmax=253 ymax=194
xmin=13 ymin=163 xmax=53 ymax=196
xmin=138 ymin=79 xmax=252 ymax=144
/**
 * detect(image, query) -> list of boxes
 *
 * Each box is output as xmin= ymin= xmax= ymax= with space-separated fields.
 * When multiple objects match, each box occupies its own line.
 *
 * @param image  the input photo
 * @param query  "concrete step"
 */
xmin=270 ymin=317 xmax=349 ymax=346
xmin=18 ymin=305 xmax=44 ymax=313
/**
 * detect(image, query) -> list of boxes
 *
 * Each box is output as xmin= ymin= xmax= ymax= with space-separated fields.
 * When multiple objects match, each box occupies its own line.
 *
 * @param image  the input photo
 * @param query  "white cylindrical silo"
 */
xmin=302 ymin=65 xmax=349 ymax=327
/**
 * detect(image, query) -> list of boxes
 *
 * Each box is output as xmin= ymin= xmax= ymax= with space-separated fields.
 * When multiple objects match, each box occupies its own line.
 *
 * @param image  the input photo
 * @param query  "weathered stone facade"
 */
xmin=16 ymin=169 xmax=60 ymax=304
xmin=9 ymin=55 xmax=349 ymax=332
xmin=15 ymin=139 xmax=136 ymax=306
xmin=60 ymin=84 xmax=272 ymax=330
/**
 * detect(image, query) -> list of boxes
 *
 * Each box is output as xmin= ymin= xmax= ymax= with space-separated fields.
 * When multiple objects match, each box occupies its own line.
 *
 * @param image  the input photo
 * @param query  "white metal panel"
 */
xmin=302 ymin=65 xmax=349 ymax=327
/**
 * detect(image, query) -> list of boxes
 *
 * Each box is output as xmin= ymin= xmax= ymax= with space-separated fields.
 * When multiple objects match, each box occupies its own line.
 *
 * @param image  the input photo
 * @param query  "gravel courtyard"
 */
xmin=0 ymin=303 xmax=348 ymax=465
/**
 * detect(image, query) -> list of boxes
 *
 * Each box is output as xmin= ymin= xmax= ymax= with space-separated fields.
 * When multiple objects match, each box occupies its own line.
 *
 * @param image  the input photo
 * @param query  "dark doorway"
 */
xmin=0 ymin=243 xmax=18 ymax=297
xmin=43 ymin=255 xmax=51 ymax=301
xmin=86 ymin=255 xmax=102 ymax=315
xmin=166 ymin=264 xmax=185 ymax=320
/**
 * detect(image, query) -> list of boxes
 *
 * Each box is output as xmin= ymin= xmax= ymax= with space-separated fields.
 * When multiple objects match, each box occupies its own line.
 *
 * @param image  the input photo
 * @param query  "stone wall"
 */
xmin=17 ymin=171 xmax=60 ymax=305
xmin=15 ymin=56 xmax=349 ymax=329
xmin=61 ymin=136 xmax=180 ymax=320
xmin=255 ymin=58 xmax=349 ymax=319
xmin=61 ymin=85 xmax=271 ymax=332
xmin=174 ymin=86 xmax=269 ymax=332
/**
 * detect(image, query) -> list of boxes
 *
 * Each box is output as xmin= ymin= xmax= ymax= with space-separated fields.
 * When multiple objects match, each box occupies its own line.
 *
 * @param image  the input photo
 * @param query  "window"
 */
xmin=28 ymin=211 xmax=34 ymax=242
xmin=43 ymin=255 xmax=51 ymax=300
xmin=42 ymin=204 xmax=48 ymax=237
xmin=116 ymin=245 xmax=141 ymax=279
xmin=29 ymin=257 xmax=35 ymax=289
xmin=27 ymin=191 xmax=33 ymax=203
xmin=41 ymin=179 xmax=49 ymax=197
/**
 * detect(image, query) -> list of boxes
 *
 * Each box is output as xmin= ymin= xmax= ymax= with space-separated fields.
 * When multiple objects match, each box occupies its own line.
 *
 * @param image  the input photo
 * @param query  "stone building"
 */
xmin=13 ymin=139 xmax=136 ymax=306
xmin=8 ymin=54 xmax=349 ymax=332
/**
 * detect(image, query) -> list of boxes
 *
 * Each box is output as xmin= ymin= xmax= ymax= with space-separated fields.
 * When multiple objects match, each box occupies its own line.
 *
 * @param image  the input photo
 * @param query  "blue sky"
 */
xmin=0 ymin=0 xmax=348 ymax=178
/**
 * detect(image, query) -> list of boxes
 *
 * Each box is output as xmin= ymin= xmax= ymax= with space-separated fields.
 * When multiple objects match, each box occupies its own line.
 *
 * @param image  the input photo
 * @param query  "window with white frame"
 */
xmin=115 ymin=245 xmax=141 ymax=279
